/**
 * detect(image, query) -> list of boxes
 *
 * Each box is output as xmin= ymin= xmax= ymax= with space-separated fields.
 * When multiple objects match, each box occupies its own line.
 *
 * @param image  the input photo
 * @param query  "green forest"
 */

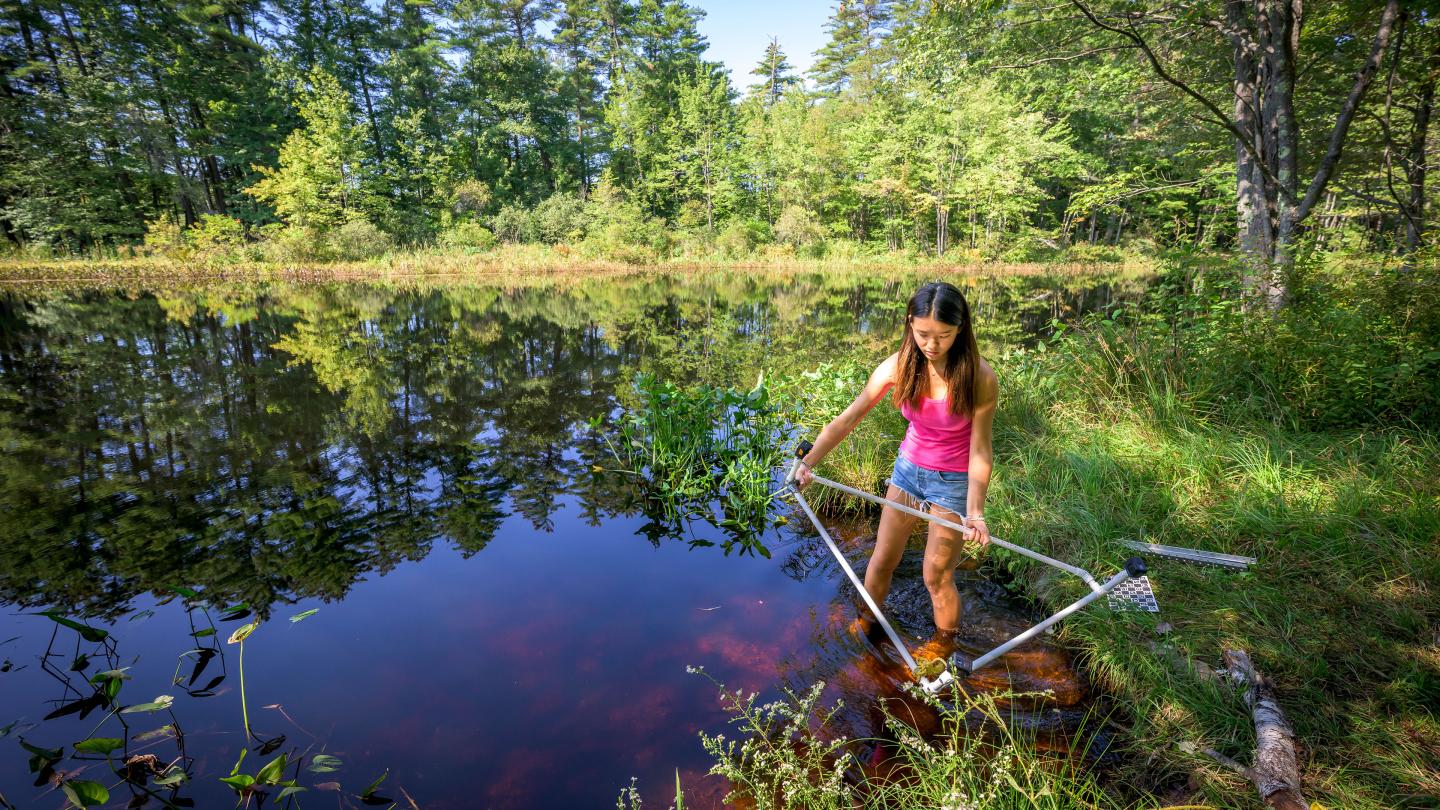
xmin=0 ymin=1 xmax=1426 ymax=283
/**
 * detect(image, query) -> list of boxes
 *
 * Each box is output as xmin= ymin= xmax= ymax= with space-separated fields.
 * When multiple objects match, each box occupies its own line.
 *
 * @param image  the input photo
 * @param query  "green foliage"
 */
xmin=142 ymin=218 xmax=191 ymax=259
xmin=327 ymin=219 xmax=393 ymax=261
xmin=698 ymin=680 xmax=852 ymax=809
xmin=581 ymin=180 xmax=670 ymax=263
xmin=716 ymin=218 xmax=773 ymax=258
xmin=245 ymin=67 xmax=372 ymax=231
xmin=491 ymin=203 xmax=537 ymax=244
xmin=1060 ymin=258 xmax=1440 ymax=430
xmin=257 ymin=224 xmax=332 ymax=264
xmin=439 ymin=222 xmax=498 ymax=250
xmin=190 ymin=215 xmax=247 ymax=254
xmin=531 ymin=193 xmax=589 ymax=244
xmin=602 ymin=372 xmax=795 ymax=554
xmin=774 ymin=205 xmax=823 ymax=250
xmin=697 ymin=669 xmax=1123 ymax=809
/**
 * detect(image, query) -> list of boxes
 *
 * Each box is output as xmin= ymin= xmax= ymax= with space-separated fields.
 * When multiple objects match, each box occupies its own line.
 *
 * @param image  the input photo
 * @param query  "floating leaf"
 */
xmin=288 ymin=609 xmax=318 ymax=623
xmin=227 ymin=621 xmax=259 ymax=645
xmin=121 ymin=695 xmax=174 ymax=714
xmin=132 ymin=726 xmax=175 ymax=744
xmin=153 ymin=768 xmax=187 ymax=787
xmin=169 ymin=585 xmax=199 ymax=599
xmin=192 ymin=628 xmax=216 ymax=639
xmin=61 ymin=779 xmax=109 ymax=808
xmin=257 ymin=734 xmax=286 ymax=755
xmin=39 ymin=612 xmax=108 ymax=643
xmin=256 ymin=753 xmax=288 ymax=785
xmin=73 ymin=737 xmax=124 ymax=755
xmin=314 ymin=782 xmax=341 ymax=791
xmin=219 ymin=773 xmax=255 ymax=791
xmin=277 ymin=786 xmax=307 ymax=799
xmin=308 ymin=753 xmax=342 ymax=773
xmin=129 ymin=610 xmax=156 ymax=622
xmin=69 ymin=654 xmax=90 ymax=672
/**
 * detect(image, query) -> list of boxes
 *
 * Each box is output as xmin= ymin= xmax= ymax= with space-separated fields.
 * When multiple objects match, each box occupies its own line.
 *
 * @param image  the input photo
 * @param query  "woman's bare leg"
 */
xmin=862 ymin=484 xmax=920 ymax=615
xmin=922 ymin=504 xmax=969 ymax=632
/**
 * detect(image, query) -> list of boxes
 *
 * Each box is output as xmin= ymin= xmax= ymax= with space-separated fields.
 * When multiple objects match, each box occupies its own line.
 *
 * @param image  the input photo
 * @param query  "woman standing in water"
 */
xmin=794 ymin=281 xmax=996 ymax=639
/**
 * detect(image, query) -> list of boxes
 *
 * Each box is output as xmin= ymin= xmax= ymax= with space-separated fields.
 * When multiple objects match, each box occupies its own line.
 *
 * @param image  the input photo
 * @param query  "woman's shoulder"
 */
xmin=975 ymin=357 xmax=999 ymax=400
xmin=863 ymin=352 xmax=901 ymax=389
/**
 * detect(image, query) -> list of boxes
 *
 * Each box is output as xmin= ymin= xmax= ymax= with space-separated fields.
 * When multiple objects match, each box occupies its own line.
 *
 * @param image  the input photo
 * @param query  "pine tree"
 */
xmin=747 ymin=38 xmax=798 ymax=106
xmin=809 ymin=0 xmax=893 ymax=97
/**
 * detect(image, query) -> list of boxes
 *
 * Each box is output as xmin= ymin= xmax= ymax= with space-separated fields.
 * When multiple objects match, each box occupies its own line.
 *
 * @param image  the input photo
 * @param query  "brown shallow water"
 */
xmin=0 ymin=271 xmax=1143 ymax=807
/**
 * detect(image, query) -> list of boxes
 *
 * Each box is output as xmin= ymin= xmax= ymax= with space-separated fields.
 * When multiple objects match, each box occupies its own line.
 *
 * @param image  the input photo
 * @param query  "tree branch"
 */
xmin=1067 ymin=0 xmax=1288 ymax=203
xmin=991 ymin=45 xmax=1136 ymax=70
xmin=1293 ymin=0 xmax=1402 ymax=223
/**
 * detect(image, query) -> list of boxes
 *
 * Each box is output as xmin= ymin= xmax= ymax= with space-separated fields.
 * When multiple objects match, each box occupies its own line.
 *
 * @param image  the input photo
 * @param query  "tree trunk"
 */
xmin=1403 ymin=35 xmax=1439 ymax=253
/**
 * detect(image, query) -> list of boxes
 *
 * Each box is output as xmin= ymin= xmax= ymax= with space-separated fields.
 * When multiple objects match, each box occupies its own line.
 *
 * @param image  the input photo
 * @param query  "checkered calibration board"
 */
xmin=1107 ymin=575 xmax=1160 ymax=612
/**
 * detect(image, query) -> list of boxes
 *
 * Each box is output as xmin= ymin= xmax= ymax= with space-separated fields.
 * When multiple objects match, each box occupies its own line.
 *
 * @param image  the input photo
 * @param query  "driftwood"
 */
xmin=1207 ymin=648 xmax=1308 ymax=810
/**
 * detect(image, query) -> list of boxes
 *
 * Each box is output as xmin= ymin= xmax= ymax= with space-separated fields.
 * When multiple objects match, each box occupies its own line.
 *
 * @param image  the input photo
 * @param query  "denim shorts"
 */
xmin=889 ymin=454 xmax=968 ymax=516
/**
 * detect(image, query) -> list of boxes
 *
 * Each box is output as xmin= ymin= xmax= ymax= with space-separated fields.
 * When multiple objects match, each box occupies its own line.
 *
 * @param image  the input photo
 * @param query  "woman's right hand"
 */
xmin=794 ymin=460 xmax=815 ymax=489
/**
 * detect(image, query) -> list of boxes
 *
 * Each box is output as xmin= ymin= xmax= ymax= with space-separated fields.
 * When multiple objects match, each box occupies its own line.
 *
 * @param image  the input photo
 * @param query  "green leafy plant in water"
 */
xmin=600 ymin=371 xmax=796 ymax=555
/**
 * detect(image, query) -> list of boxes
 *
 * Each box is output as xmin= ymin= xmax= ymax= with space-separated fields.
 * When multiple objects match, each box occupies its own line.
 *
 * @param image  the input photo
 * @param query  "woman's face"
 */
xmin=910 ymin=314 xmax=958 ymax=363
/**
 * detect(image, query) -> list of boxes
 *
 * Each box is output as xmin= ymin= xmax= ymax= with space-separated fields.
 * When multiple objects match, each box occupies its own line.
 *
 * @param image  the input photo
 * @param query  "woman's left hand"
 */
xmin=965 ymin=515 xmax=990 ymax=546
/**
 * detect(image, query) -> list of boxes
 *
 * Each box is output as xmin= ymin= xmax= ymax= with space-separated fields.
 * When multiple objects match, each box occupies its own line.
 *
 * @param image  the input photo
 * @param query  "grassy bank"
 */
xmin=752 ymin=261 xmax=1439 ymax=807
xmin=0 ymin=242 xmax=1156 ymax=284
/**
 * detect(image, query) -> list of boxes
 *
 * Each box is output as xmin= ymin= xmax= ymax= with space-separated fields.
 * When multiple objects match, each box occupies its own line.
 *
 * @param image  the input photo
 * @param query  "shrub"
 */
xmin=532 ymin=193 xmax=588 ymax=244
xmin=1053 ymin=258 xmax=1440 ymax=430
xmin=190 ymin=214 xmax=246 ymax=255
xmin=775 ymin=205 xmax=823 ymax=249
xmin=450 ymin=179 xmax=492 ymax=219
xmin=717 ymin=219 xmax=772 ymax=259
xmin=439 ymin=221 xmax=497 ymax=250
xmin=580 ymin=181 xmax=669 ymax=263
xmin=257 ymin=223 xmax=330 ymax=263
xmin=142 ymin=217 xmax=190 ymax=258
xmin=327 ymin=219 xmax=392 ymax=260
xmin=491 ymin=203 xmax=536 ymax=244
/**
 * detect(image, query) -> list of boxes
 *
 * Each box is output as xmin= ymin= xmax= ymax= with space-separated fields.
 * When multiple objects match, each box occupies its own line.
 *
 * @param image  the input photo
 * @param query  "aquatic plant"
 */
xmin=693 ymin=666 xmax=1122 ymax=810
xmin=8 ymin=597 xmax=400 ymax=809
xmin=600 ymin=371 xmax=796 ymax=555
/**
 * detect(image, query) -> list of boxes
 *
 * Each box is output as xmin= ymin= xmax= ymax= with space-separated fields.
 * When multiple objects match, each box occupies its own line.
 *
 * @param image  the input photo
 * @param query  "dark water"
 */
xmin=0 ymin=269 xmax=1146 ymax=808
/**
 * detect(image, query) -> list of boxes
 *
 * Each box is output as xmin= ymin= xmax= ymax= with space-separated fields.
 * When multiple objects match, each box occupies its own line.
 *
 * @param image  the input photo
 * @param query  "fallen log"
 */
xmin=1220 ymin=648 xmax=1309 ymax=810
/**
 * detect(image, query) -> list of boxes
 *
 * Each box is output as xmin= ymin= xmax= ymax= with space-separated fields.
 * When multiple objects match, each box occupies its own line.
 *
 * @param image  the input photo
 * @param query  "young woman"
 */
xmin=794 ymin=281 xmax=997 ymax=636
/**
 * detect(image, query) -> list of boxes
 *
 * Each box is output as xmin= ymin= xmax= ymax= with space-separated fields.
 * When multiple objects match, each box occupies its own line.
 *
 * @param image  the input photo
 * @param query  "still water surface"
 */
xmin=0 ymin=269 xmax=1146 ymax=808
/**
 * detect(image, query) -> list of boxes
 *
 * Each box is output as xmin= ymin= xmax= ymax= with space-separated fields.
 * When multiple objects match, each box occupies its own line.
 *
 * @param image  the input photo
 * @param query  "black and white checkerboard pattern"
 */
xmin=1107 ymin=575 xmax=1160 ymax=613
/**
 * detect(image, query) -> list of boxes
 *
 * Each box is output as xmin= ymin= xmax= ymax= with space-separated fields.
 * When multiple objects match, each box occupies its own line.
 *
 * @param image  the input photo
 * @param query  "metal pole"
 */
xmin=800 ymin=471 xmax=1106 ymax=593
xmin=960 ymin=566 xmax=1134 ymax=673
xmin=790 ymin=485 xmax=921 ymax=673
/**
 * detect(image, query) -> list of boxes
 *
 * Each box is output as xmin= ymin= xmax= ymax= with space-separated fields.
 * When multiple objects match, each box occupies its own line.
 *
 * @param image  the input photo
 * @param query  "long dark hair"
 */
xmin=893 ymin=281 xmax=980 ymax=416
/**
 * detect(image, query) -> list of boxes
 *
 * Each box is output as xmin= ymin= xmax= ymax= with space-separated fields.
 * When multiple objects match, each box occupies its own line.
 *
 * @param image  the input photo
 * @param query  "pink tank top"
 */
xmin=898 ymin=396 xmax=972 ymax=472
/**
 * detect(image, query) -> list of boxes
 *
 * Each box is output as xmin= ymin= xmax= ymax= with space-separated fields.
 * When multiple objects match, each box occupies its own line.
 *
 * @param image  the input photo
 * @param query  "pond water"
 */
xmin=0 ymin=268 xmax=1149 ymax=808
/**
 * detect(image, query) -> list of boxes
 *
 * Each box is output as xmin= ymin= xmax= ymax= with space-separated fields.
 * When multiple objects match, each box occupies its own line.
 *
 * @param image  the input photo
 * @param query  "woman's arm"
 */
xmin=965 ymin=362 xmax=999 ymax=545
xmin=795 ymin=354 xmax=897 ymax=488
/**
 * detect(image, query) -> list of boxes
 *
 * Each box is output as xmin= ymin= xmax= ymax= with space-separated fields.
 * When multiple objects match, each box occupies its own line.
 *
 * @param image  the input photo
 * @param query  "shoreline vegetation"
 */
xmin=601 ymin=258 xmax=1438 ymax=808
xmin=0 ymin=243 xmax=1159 ymax=286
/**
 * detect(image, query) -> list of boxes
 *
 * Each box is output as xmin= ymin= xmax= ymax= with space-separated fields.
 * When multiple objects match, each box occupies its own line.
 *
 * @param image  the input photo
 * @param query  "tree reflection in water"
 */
xmin=0 ymin=269 xmax=1146 ymax=806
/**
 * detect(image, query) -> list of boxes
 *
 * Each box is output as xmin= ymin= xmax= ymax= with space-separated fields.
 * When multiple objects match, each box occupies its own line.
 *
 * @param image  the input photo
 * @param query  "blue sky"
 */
xmin=692 ymin=0 xmax=836 ymax=88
